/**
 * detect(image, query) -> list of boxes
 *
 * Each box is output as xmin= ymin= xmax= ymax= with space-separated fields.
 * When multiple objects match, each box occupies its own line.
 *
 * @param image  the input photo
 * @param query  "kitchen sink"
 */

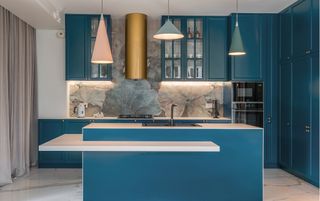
xmin=142 ymin=122 xmax=202 ymax=127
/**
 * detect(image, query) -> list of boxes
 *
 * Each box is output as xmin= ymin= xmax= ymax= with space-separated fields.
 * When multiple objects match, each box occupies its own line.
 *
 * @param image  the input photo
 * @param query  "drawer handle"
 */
xmin=305 ymin=50 xmax=311 ymax=54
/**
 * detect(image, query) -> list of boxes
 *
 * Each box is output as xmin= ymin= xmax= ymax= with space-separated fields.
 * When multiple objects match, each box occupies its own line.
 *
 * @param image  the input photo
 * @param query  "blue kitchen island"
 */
xmin=81 ymin=123 xmax=263 ymax=201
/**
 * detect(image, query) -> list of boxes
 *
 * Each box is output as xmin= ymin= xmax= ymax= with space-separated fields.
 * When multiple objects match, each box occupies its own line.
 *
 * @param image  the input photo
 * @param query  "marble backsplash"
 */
xmin=68 ymin=17 xmax=232 ymax=118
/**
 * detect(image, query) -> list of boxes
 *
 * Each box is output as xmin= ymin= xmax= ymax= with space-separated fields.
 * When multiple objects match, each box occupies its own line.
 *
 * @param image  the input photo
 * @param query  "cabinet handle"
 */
xmin=287 ymin=56 xmax=290 ymax=60
xmin=286 ymin=122 xmax=290 ymax=126
xmin=305 ymin=129 xmax=310 ymax=133
xmin=305 ymin=50 xmax=311 ymax=54
xmin=305 ymin=125 xmax=310 ymax=129
xmin=267 ymin=116 xmax=272 ymax=124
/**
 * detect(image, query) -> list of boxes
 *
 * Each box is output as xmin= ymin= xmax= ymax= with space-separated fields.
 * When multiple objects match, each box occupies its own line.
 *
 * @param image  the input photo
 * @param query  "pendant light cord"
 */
xmin=167 ymin=0 xmax=170 ymax=20
xmin=236 ymin=0 xmax=239 ymax=26
xmin=101 ymin=0 xmax=103 ymax=15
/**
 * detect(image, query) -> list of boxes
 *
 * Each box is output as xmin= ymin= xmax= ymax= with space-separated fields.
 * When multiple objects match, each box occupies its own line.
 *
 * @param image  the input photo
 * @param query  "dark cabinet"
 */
xmin=66 ymin=15 xmax=87 ymax=80
xmin=161 ymin=16 xmax=205 ymax=80
xmin=161 ymin=16 xmax=229 ymax=81
xmin=291 ymin=57 xmax=311 ymax=175
xmin=312 ymin=0 xmax=319 ymax=52
xmin=279 ymin=62 xmax=292 ymax=168
xmin=278 ymin=54 xmax=319 ymax=187
xmin=280 ymin=9 xmax=292 ymax=62
xmin=263 ymin=14 xmax=279 ymax=168
xmin=230 ymin=14 xmax=266 ymax=81
xmin=206 ymin=17 xmax=228 ymax=80
xmin=65 ymin=14 xmax=112 ymax=80
xmin=38 ymin=120 xmax=66 ymax=168
xmin=292 ymin=0 xmax=312 ymax=57
xmin=38 ymin=119 xmax=91 ymax=168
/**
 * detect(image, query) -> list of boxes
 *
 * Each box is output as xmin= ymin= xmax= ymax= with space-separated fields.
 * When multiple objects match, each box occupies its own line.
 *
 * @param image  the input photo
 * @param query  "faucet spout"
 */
xmin=170 ymin=104 xmax=177 ymax=126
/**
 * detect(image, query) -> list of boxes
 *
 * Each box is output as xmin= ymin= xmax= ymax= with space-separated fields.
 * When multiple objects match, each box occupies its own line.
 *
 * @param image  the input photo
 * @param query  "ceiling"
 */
xmin=0 ymin=0 xmax=297 ymax=29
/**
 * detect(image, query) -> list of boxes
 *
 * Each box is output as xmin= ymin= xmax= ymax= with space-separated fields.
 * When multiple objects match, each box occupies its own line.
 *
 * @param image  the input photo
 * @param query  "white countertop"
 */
xmin=39 ymin=134 xmax=220 ymax=152
xmin=83 ymin=123 xmax=262 ymax=130
xmin=61 ymin=117 xmax=232 ymax=121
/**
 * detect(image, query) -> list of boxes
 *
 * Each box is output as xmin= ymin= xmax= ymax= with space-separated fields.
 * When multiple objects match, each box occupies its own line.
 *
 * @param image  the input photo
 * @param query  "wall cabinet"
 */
xmin=161 ymin=16 xmax=228 ymax=81
xmin=206 ymin=17 xmax=229 ymax=81
xmin=280 ymin=0 xmax=319 ymax=61
xmin=292 ymin=0 xmax=312 ymax=57
xmin=230 ymin=14 xmax=268 ymax=81
xmin=65 ymin=14 xmax=112 ymax=80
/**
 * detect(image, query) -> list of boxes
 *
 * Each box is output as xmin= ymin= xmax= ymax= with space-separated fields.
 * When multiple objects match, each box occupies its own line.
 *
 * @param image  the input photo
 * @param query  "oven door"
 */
xmin=232 ymin=110 xmax=263 ymax=127
xmin=233 ymin=83 xmax=263 ymax=102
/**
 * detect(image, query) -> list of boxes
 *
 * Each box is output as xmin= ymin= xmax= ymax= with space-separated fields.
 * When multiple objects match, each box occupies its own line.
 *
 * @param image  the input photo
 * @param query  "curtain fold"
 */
xmin=0 ymin=6 xmax=37 ymax=186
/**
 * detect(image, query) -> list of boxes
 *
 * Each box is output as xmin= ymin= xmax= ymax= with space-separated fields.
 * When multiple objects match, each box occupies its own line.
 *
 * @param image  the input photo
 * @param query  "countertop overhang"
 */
xmin=39 ymin=134 xmax=220 ymax=152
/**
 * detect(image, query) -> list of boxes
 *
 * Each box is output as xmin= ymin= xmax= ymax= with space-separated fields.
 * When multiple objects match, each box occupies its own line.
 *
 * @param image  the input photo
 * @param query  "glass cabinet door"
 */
xmin=187 ymin=18 xmax=203 ymax=79
xmin=89 ymin=16 xmax=111 ymax=80
xmin=164 ymin=19 xmax=182 ymax=79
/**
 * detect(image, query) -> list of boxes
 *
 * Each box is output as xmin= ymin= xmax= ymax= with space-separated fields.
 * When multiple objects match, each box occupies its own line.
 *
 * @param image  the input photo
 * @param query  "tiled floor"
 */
xmin=0 ymin=168 xmax=318 ymax=201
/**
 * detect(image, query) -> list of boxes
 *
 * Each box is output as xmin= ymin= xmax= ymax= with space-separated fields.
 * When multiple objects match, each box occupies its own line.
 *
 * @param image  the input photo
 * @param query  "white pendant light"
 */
xmin=153 ymin=0 xmax=184 ymax=40
xmin=229 ymin=0 xmax=246 ymax=56
xmin=91 ymin=0 xmax=113 ymax=64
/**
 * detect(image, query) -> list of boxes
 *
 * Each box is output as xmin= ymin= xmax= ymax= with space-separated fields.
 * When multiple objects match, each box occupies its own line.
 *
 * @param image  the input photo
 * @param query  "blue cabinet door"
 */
xmin=292 ymin=0 xmax=312 ymax=57
xmin=291 ymin=56 xmax=311 ymax=177
xmin=230 ymin=14 xmax=265 ymax=81
xmin=279 ymin=62 xmax=292 ymax=168
xmin=206 ymin=17 xmax=228 ymax=80
xmin=66 ymin=15 xmax=87 ymax=80
xmin=312 ymin=0 xmax=319 ymax=52
xmin=280 ymin=8 xmax=292 ymax=62
xmin=311 ymin=53 xmax=319 ymax=186
xmin=64 ymin=120 xmax=91 ymax=167
xmin=38 ymin=120 xmax=65 ymax=168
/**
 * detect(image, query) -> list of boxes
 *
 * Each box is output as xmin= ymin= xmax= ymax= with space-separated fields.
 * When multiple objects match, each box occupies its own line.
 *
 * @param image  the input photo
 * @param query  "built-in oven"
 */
xmin=232 ymin=83 xmax=263 ymax=127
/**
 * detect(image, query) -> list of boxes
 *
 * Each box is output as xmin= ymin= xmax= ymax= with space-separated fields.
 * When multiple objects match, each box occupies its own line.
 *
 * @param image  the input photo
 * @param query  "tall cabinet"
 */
xmin=279 ymin=0 xmax=319 ymax=187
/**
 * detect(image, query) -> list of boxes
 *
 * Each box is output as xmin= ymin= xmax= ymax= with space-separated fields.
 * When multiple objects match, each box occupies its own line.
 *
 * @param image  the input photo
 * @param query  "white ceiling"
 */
xmin=0 ymin=0 xmax=297 ymax=29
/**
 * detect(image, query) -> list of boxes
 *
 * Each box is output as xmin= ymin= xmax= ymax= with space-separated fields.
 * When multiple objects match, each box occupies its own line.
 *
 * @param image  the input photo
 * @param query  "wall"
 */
xmin=36 ymin=30 xmax=67 ymax=118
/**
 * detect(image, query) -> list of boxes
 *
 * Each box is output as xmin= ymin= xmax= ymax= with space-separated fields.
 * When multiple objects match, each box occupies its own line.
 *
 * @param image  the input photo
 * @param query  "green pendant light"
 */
xmin=229 ymin=0 xmax=246 ymax=56
xmin=153 ymin=0 xmax=184 ymax=40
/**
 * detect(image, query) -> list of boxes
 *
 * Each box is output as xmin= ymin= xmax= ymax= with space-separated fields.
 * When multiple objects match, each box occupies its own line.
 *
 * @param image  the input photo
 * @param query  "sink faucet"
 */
xmin=170 ymin=104 xmax=177 ymax=126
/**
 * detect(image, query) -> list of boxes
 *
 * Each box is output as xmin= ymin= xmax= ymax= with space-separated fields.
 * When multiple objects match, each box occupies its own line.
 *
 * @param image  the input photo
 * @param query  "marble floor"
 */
xmin=0 ymin=168 xmax=318 ymax=201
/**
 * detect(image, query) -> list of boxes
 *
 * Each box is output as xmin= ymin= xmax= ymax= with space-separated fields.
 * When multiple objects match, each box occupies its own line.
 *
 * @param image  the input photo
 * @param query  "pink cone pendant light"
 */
xmin=91 ymin=0 xmax=113 ymax=64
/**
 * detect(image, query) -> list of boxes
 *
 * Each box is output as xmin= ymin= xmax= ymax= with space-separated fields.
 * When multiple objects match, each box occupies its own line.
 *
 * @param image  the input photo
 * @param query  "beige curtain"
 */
xmin=0 ymin=6 xmax=37 ymax=186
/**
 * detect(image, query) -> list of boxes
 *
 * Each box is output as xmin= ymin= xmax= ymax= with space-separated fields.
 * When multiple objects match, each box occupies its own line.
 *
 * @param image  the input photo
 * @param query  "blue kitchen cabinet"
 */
xmin=279 ymin=62 xmax=292 ymax=169
xmin=38 ymin=119 xmax=92 ymax=168
xmin=63 ymin=120 xmax=92 ymax=166
xmin=312 ymin=0 xmax=319 ymax=52
xmin=230 ymin=14 xmax=267 ymax=81
xmin=280 ymin=8 xmax=292 ymax=62
xmin=65 ymin=14 xmax=112 ymax=81
xmin=206 ymin=17 xmax=229 ymax=80
xmin=161 ymin=16 xmax=229 ymax=81
xmin=278 ymin=54 xmax=319 ymax=187
xmin=66 ymin=15 xmax=87 ymax=80
xmin=263 ymin=15 xmax=279 ymax=168
xmin=311 ymin=52 xmax=319 ymax=185
xmin=292 ymin=0 xmax=312 ymax=57
xmin=38 ymin=120 xmax=65 ymax=168
xmin=291 ymin=56 xmax=311 ymax=176
xmin=161 ymin=16 xmax=206 ymax=81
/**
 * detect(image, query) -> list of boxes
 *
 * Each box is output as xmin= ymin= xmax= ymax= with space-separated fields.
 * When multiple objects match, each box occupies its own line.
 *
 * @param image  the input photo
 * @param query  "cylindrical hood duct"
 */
xmin=125 ymin=13 xmax=147 ymax=80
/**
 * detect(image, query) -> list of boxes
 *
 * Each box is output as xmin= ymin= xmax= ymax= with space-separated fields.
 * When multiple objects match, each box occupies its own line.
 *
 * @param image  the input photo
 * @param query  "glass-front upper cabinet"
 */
xmin=89 ymin=15 xmax=112 ymax=80
xmin=161 ymin=16 xmax=204 ymax=81
xmin=164 ymin=19 xmax=182 ymax=79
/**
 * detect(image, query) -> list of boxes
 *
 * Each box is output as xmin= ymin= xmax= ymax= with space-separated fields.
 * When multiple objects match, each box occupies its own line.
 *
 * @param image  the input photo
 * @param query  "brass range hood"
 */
xmin=125 ymin=13 xmax=147 ymax=80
